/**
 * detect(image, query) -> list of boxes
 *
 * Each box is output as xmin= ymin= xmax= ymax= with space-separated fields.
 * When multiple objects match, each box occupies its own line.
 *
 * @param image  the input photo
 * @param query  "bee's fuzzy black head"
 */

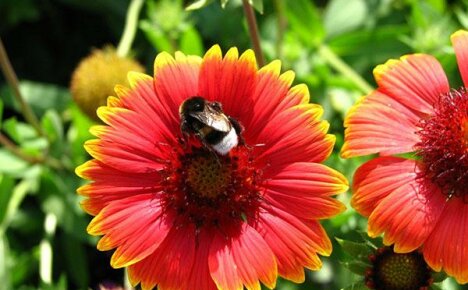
xmin=180 ymin=96 xmax=206 ymax=114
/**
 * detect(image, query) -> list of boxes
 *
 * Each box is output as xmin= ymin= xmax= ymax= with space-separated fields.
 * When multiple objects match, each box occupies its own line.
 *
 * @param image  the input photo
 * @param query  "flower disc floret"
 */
xmin=415 ymin=88 xmax=468 ymax=200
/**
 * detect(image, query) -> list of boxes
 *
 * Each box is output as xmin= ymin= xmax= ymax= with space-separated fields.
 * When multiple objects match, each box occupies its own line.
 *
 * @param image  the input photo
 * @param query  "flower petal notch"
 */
xmin=76 ymin=46 xmax=348 ymax=289
xmin=342 ymin=30 xmax=468 ymax=284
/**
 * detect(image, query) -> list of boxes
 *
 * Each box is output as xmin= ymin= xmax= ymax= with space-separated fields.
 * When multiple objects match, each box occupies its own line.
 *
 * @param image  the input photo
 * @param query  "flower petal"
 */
xmin=351 ymin=157 xmax=419 ymax=217
xmin=263 ymin=162 xmax=347 ymax=220
xmin=209 ymin=223 xmax=277 ymax=290
xmin=244 ymin=61 xmax=296 ymax=139
xmin=423 ymin=198 xmax=468 ymax=284
xmin=367 ymin=168 xmax=445 ymax=252
xmin=87 ymin=194 xmax=173 ymax=268
xmin=128 ymin=225 xmax=196 ymax=290
xmin=255 ymin=207 xmax=331 ymax=283
xmin=115 ymin=73 xmax=179 ymax=138
xmin=373 ymin=54 xmax=449 ymax=114
xmin=187 ymin=230 xmax=218 ymax=290
xmin=254 ymin=104 xmax=335 ymax=167
xmin=199 ymin=47 xmax=257 ymax=120
xmin=153 ymin=50 xmax=201 ymax=124
xmin=342 ymin=91 xmax=421 ymax=157
xmin=451 ymin=30 xmax=468 ymax=87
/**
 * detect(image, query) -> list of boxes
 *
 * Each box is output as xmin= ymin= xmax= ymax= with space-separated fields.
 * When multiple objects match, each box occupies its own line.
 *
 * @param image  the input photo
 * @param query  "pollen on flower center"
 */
xmin=161 ymin=146 xmax=263 ymax=228
xmin=415 ymin=88 xmax=468 ymax=200
xmin=365 ymin=247 xmax=432 ymax=290
xmin=186 ymin=154 xmax=231 ymax=198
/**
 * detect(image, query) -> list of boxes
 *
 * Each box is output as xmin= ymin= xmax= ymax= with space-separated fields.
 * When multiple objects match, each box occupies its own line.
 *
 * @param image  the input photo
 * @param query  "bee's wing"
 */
xmin=190 ymin=105 xmax=231 ymax=132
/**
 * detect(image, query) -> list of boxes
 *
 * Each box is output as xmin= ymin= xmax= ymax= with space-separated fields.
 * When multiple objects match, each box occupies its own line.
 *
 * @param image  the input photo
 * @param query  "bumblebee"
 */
xmin=179 ymin=96 xmax=243 ymax=155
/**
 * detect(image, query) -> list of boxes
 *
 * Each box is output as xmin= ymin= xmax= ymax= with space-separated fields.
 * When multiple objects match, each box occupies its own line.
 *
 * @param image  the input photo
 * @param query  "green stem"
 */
xmin=39 ymin=213 xmax=57 ymax=285
xmin=117 ymin=0 xmax=145 ymax=57
xmin=0 ymin=39 xmax=44 ymax=136
xmin=0 ymin=132 xmax=64 ymax=170
xmin=318 ymin=45 xmax=374 ymax=94
xmin=242 ymin=0 xmax=265 ymax=67
xmin=273 ymin=0 xmax=286 ymax=60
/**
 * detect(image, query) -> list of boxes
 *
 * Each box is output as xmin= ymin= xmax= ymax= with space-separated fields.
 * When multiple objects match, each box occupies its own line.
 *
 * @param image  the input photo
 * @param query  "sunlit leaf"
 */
xmin=342 ymin=281 xmax=368 ymax=290
xmin=249 ymin=0 xmax=263 ymax=14
xmin=341 ymin=261 xmax=369 ymax=276
xmin=324 ymin=0 xmax=367 ymax=37
xmin=336 ymin=238 xmax=372 ymax=263
xmin=185 ymin=0 xmax=214 ymax=11
xmin=285 ymin=0 xmax=324 ymax=47
xmin=180 ymin=26 xmax=204 ymax=55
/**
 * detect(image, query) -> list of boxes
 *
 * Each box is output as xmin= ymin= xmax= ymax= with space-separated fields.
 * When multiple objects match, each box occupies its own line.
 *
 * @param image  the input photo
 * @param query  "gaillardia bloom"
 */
xmin=342 ymin=30 xmax=468 ymax=284
xmin=76 ymin=45 xmax=348 ymax=290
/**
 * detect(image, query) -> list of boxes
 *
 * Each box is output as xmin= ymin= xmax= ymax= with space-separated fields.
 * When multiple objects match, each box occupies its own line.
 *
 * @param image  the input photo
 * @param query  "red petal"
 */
xmin=451 ymin=30 xmax=468 ymax=87
xmin=255 ymin=207 xmax=331 ymax=282
xmin=352 ymin=157 xmax=418 ymax=217
xmin=423 ymin=198 xmax=468 ymax=284
xmin=114 ymin=74 xmax=179 ymax=139
xmin=265 ymin=162 xmax=348 ymax=196
xmin=209 ymin=223 xmax=277 ymax=290
xmin=208 ymin=230 xmax=243 ymax=290
xmin=342 ymin=91 xmax=421 ymax=158
xmin=373 ymin=54 xmax=449 ymax=114
xmin=187 ymin=230 xmax=217 ymax=290
xmin=153 ymin=51 xmax=201 ymax=125
xmin=254 ymin=104 xmax=335 ymax=167
xmin=128 ymin=225 xmax=197 ymax=290
xmin=87 ymin=194 xmax=173 ymax=268
xmin=199 ymin=47 xmax=258 ymax=121
xmin=244 ymin=61 xmax=295 ymax=139
xmin=367 ymin=171 xmax=445 ymax=252
xmin=84 ymin=138 xmax=165 ymax=174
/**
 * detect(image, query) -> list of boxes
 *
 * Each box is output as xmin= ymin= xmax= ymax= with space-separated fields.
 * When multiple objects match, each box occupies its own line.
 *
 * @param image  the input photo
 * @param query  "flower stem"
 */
xmin=116 ymin=0 xmax=145 ymax=57
xmin=0 ymin=39 xmax=44 ymax=136
xmin=0 ymin=132 xmax=64 ymax=170
xmin=273 ymin=0 xmax=286 ymax=60
xmin=318 ymin=44 xmax=374 ymax=94
xmin=0 ymin=132 xmax=42 ymax=164
xmin=242 ymin=0 xmax=265 ymax=67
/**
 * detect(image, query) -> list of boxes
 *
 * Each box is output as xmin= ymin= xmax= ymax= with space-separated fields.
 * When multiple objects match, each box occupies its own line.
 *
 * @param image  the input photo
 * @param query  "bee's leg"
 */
xmin=229 ymin=117 xmax=245 ymax=145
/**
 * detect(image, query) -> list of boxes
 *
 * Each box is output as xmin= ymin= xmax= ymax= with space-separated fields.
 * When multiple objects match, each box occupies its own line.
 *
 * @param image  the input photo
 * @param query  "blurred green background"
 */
xmin=0 ymin=0 xmax=467 ymax=289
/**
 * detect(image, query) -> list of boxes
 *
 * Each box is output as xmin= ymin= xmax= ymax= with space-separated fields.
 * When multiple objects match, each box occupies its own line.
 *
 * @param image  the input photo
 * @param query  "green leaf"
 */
xmin=0 ymin=150 xmax=29 ymax=176
xmin=0 ymin=236 xmax=11 ymax=290
xmin=220 ymin=0 xmax=229 ymax=9
xmin=0 ymin=99 xmax=3 ymax=128
xmin=60 ymin=233 xmax=89 ymax=289
xmin=432 ymin=271 xmax=448 ymax=283
xmin=41 ymin=110 xmax=63 ymax=143
xmin=336 ymin=238 xmax=372 ymax=262
xmin=249 ymin=0 xmax=263 ymax=14
xmin=186 ymin=0 xmax=214 ymax=11
xmin=342 ymin=281 xmax=368 ymax=290
xmin=18 ymin=81 xmax=70 ymax=117
xmin=341 ymin=261 xmax=370 ymax=275
xmin=0 ymin=175 xmax=15 ymax=226
xmin=180 ymin=26 xmax=204 ymax=55
xmin=0 ymin=177 xmax=38 ymax=234
xmin=323 ymin=0 xmax=367 ymax=37
xmin=139 ymin=20 xmax=174 ymax=52
xmin=285 ymin=0 xmax=324 ymax=47
xmin=2 ymin=118 xmax=38 ymax=145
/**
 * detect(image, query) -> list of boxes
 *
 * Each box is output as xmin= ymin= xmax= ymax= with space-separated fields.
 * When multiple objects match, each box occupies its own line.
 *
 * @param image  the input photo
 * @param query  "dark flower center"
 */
xmin=160 ymin=146 xmax=263 ymax=228
xmin=365 ymin=247 xmax=432 ymax=290
xmin=415 ymin=88 xmax=468 ymax=201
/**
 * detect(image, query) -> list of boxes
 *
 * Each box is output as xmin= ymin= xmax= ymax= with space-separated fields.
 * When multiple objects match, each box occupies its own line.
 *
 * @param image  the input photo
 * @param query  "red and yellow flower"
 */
xmin=342 ymin=30 xmax=468 ymax=284
xmin=76 ymin=45 xmax=348 ymax=290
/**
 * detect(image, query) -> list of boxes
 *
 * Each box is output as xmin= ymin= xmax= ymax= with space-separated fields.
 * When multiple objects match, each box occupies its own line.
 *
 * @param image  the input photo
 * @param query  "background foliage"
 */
xmin=0 ymin=0 xmax=467 ymax=289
